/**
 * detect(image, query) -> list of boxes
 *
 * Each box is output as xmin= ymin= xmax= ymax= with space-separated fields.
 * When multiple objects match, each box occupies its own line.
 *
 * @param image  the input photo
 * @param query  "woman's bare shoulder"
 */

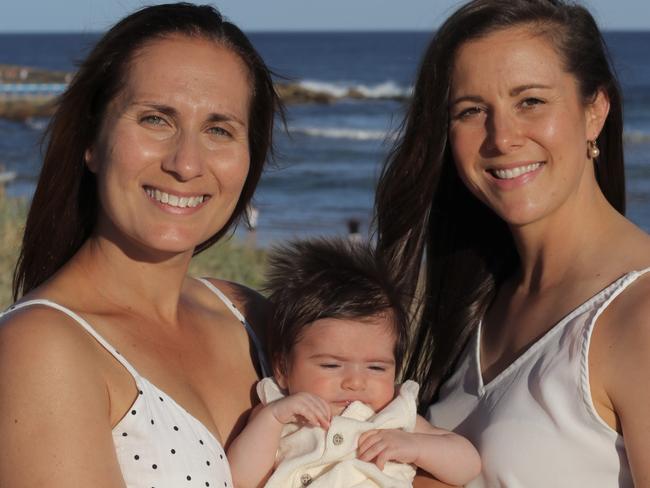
xmin=604 ymin=268 xmax=650 ymax=342
xmin=596 ymin=222 xmax=650 ymax=337
xmin=0 ymin=303 xmax=105 ymax=361
xmin=0 ymin=304 xmax=109 ymax=394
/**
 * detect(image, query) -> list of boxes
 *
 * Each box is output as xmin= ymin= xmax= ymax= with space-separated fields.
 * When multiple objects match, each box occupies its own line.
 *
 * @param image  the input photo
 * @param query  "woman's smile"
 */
xmin=143 ymin=186 xmax=210 ymax=211
xmin=488 ymin=161 xmax=544 ymax=181
xmin=485 ymin=161 xmax=546 ymax=190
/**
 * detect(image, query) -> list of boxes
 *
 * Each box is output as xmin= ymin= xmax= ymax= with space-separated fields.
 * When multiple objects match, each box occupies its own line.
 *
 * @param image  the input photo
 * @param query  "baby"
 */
xmin=228 ymin=239 xmax=481 ymax=487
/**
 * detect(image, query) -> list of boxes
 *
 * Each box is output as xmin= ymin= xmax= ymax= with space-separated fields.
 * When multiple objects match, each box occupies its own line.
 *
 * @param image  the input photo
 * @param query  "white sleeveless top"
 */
xmin=427 ymin=268 xmax=650 ymax=488
xmin=1 ymin=278 xmax=270 ymax=488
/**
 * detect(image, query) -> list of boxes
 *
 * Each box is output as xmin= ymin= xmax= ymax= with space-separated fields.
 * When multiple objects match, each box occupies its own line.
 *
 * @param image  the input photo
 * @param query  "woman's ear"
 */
xmin=586 ymin=88 xmax=610 ymax=141
xmin=84 ymin=147 xmax=98 ymax=174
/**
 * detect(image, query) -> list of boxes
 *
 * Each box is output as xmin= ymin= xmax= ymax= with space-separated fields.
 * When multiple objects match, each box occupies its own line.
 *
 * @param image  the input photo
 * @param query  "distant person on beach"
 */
xmin=246 ymin=204 xmax=259 ymax=232
xmin=347 ymin=217 xmax=363 ymax=243
xmin=227 ymin=239 xmax=481 ymax=488
xmin=0 ymin=4 xmax=282 ymax=487
xmin=375 ymin=0 xmax=650 ymax=487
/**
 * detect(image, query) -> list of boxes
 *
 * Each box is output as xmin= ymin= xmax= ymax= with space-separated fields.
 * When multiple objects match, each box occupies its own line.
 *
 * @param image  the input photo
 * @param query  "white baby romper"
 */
xmin=258 ymin=378 xmax=419 ymax=488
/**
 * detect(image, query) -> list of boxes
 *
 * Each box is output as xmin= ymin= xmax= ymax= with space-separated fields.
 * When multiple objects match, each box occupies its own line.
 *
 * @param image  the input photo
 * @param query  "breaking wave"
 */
xmin=289 ymin=125 xmax=396 ymax=141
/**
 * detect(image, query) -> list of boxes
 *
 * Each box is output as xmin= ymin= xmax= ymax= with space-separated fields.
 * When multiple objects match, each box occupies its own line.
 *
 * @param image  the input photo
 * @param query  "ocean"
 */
xmin=1 ymin=31 xmax=649 ymax=244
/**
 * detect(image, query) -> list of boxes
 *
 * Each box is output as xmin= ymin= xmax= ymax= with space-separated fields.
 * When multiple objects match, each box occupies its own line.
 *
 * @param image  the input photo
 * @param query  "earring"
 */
xmin=588 ymin=140 xmax=600 ymax=159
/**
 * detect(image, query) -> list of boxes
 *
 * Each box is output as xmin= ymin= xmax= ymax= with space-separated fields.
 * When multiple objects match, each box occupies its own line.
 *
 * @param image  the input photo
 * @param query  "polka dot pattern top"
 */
xmin=2 ymin=278 xmax=269 ymax=488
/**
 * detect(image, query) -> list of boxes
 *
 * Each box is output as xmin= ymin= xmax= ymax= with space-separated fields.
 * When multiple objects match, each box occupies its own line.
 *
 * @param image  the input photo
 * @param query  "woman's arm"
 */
xmin=0 ymin=308 xmax=127 ymax=487
xmin=412 ymin=416 xmax=481 ymax=484
xmin=227 ymin=404 xmax=280 ymax=488
xmin=595 ymin=275 xmax=650 ymax=487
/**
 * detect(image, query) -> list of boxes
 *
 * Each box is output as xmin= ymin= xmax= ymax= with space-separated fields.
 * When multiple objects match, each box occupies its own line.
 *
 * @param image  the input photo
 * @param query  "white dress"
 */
xmin=2 ymin=278 xmax=269 ymax=488
xmin=427 ymin=268 xmax=650 ymax=487
xmin=257 ymin=377 xmax=418 ymax=488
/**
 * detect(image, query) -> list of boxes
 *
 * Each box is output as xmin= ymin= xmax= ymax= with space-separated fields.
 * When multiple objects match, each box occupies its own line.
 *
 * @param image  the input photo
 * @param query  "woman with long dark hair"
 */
xmin=376 ymin=0 xmax=650 ymax=486
xmin=0 ymin=4 xmax=282 ymax=487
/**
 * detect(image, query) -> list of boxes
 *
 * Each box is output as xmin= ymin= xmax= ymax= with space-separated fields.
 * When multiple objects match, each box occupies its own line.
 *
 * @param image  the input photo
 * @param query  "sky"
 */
xmin=1 ymin=0 xmax=649 ymax=33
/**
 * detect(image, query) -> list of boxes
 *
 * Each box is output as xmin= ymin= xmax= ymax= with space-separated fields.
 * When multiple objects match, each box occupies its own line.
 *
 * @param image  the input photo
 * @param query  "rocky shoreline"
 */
xmin=1 ymin=64 xmax=407 ymax=121
xmin=0 ymin=64 xmax=72 ymax=84
xmin=0 ymin=64 xmax=69 ymax=120
xmin=0 ymin=96 xmax=58 ymax=120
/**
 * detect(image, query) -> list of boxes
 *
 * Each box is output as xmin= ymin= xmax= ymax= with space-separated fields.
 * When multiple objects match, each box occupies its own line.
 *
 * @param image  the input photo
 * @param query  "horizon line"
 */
xmin=1 ymin=27 xmax=650 ymax=34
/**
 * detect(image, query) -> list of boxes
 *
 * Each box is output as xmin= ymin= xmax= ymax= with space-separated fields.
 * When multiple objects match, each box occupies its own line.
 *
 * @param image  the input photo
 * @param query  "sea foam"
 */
xmin=297 ymin=79 xmax=411 ymax=100
xmin=289 ymin=125 xmax=397 ymax=141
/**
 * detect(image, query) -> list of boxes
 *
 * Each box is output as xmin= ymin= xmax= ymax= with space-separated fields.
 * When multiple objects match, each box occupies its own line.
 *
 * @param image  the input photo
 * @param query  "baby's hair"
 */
xmin=265 ymin=238 xmax=408 ymax=376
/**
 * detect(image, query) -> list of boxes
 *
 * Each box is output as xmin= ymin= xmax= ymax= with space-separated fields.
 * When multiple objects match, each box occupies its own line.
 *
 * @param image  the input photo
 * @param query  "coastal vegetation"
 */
xmin=0 ymin=196 xmax=26 ymax=307
xmin=0 ymin=196 xmax=268 ymax=309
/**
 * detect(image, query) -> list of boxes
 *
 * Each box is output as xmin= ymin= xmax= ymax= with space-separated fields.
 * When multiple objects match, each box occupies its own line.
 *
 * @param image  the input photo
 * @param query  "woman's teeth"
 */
xmin=491 ymin=162 xmax=542 ymax=180
xmin=145 ymin=188 xmax=205 ymax=208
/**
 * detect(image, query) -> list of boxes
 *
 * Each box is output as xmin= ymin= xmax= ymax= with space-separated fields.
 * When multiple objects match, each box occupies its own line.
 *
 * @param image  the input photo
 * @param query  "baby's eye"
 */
xmin=368 ymin=365 xmax=387 ymax=372
xmin=319 ymin=363 xmax=341 ymax=369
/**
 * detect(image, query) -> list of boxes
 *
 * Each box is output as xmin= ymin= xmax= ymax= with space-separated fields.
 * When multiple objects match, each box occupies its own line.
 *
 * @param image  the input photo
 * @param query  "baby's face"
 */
xmin=277 ymin=316 xmax=397 ymax=415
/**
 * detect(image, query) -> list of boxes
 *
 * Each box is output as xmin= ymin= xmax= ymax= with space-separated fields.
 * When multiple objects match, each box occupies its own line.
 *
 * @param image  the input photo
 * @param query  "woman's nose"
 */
xmin=486 ymin=109 xmax=524 ymax=154
xmin=161 ymin=131 xmax=204 ymax=181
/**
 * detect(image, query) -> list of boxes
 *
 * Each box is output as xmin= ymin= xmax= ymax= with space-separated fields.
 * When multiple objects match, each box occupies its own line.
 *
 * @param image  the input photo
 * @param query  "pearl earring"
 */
xmin=588 ymin=140 xmax=600 ymax=159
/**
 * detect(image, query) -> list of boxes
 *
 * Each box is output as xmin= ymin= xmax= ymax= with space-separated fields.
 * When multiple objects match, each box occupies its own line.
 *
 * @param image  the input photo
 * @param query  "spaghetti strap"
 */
xmin=2 ymin=299 xmax=141 ymax=379
xmin=632 ymin=266 xmax=650 ymax=278
xmin=196 ymin=278 xmax=271 ymax=378
xmin=593 ymin=265 xmax=650 ymax=317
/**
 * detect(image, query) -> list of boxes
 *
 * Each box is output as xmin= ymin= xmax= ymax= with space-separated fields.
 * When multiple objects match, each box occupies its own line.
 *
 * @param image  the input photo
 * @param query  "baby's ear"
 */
xmin=273 ymin=362 xmax=288 ymax=390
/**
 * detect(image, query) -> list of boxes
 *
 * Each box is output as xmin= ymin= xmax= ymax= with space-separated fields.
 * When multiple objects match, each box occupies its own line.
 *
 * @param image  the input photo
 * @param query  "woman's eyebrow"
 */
xmin=449 ymin=94 xmax=483 ymax=106
xmin=132 ymin=101 xmax=246 ymax=126
xmin=132 ymin=101 xmax=178 ymax=117
xmin=450 ymin=84 xmax=554 ymax=106
xmin=206 ymin=112 xmax=246 ymax=127
xmin=509 ymin=83 xmax=552 ymax=96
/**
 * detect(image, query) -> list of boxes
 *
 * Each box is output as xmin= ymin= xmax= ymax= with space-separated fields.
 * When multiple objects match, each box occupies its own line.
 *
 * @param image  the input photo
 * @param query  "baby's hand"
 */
xmin=267 ymin=392 xmax=331 ymax=429
xmin=357 ymin=429 xmax=418 ymax=470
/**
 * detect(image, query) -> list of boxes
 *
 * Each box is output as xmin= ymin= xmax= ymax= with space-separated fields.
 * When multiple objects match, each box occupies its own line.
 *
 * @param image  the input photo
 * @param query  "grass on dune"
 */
xmin=189 ymin=235 xmax=268 ymax=290
xmin=0 ymin=197 xmax=27 ymax=308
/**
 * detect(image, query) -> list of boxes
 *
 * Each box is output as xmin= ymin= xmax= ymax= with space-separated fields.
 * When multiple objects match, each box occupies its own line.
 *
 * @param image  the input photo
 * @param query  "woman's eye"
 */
xmin=141 ymin=115 xmax=167 ymax=126
xmin=454 ymin=106 xmax=482 ymax=120
xmin=208 ymin=126 xmax=232 ymax=137
xmin=520 ymin=97 xmax=544 ymax=109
